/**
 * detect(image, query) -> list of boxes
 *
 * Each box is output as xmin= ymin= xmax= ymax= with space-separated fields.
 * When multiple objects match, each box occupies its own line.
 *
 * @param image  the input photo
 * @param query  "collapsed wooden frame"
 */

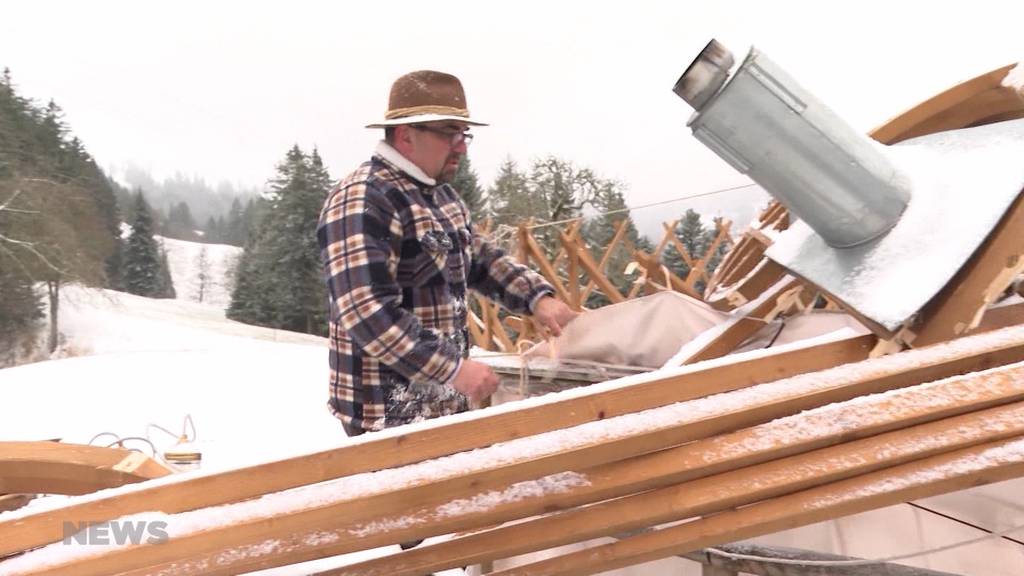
xmin=7 ymin=325 xmax=1024 ymax=575
xmin=0 ymin=441 xmax=171 ymax=497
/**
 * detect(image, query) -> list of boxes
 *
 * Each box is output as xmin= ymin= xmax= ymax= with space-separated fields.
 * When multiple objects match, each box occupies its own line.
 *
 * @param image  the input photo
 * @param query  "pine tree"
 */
xmin=662 ymin=209 xmax=706 ymax=280
xmin=450 ymin=156 xmax=486 ymax=220
xmin=156 ymin=245 xmax=176 ymax=299
xmin=661 ymin=208 xmax=730 ymax=293
xmin=487 ymin=157 xmax=531 ymax=228
xmin=164 ymin=200 xmax=198 ymax=240
xmin=580 ymin=181 xmax=646 ymax=306
xmin=222 ymin=197 xmax=245 ymax=245
xmin=122 ymin=192 xmax=167 ymax=297
xmin=227 ymin=145 xmax=330 ymax=334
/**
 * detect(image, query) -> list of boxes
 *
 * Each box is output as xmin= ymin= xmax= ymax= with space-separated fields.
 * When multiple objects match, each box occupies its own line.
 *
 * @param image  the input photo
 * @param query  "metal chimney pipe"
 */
xmin=674 ymin=41 xmax=911 ymax=248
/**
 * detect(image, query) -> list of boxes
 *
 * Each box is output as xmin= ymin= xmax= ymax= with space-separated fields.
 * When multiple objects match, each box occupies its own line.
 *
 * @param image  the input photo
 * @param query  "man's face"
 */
xmin=407 ymin=121 xmax=471 ymax=183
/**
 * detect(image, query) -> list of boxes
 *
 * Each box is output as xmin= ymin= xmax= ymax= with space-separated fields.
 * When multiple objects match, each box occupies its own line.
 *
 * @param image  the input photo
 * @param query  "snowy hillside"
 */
xmin=0 ymin=285 xmax=337 ymax=465
xmin=159 ymin=236 xmax=240 ymax=310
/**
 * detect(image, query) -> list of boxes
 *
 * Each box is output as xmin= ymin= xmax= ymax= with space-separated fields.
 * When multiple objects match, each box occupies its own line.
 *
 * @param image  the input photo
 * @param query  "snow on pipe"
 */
xmin=674 ymin=39 xmax=912 ymax=248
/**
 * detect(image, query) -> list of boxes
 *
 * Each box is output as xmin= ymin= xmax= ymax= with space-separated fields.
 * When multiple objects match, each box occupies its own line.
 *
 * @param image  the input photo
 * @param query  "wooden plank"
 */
xmin=0 ymin=494 xmax=33 ymax=514
xmin=663 ymin=222 xmax=698 ymax=270
xmin=517 ymin=222 xmax=530 ymax=264
xmin=0 ymin=442 xmax=170 ymax=496
xmin=486 ymin=301 xmax=516 ymax=352
xmin=524 ymin=230 xmax=571 ymax=303
xmin=566 ymin=233 xmax=626 ymax=304
xmin=549 ymin=221 xmax=578 ymax=271
xmin=467 ymin=306 xmax=489 ymax=351
xmin=0 ymin=332 xmax=887 ymax=558
xmin=567 ymin=230 xmax=581 ymax=310
xmin=326 ymin=395 xmax=1024 ymax=576
xmin=680 ymin=278 xmax=803 ymax=365
xmin=491 ymin=432 xmax=1024 ymax=576
xmin=903 ymin=88 xmax=1024 ymax=143
xmin=977 ymin=301 xmax=1024 ymax=333
xmin=706 ymin=258 xmax=787 ymax=312
xmin=580 ymin=219 xmax=629 ymax=304
xmin=632 ymin=250 xmax=701 ymax=299
xmin=911 ymin=191 xmax=1024 ymax=347
xmin=28 ymin=338 xmax=1024 ymax=576
xmin=869 ymin=64 xmax=1016 ymax=145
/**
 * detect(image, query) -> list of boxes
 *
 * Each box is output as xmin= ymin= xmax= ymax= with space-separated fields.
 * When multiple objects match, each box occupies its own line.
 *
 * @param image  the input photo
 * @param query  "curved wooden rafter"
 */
xmin=0 ymin=441 xmax=172 ymax=497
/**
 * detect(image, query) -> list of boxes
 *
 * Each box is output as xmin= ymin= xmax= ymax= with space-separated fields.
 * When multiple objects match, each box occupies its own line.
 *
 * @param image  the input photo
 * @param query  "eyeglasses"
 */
xmin=412 ymin=125 xmax=474 ymax=146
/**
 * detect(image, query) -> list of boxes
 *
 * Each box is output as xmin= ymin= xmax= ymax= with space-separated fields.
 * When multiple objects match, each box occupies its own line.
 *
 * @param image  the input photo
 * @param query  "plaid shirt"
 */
xmin=318 ymin=142 xmax=554 ymax=432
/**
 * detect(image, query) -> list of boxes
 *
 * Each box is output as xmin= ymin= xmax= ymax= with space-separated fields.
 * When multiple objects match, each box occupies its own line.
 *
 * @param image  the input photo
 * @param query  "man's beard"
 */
xmin=437 ymin=154 xmax=461 ymax=183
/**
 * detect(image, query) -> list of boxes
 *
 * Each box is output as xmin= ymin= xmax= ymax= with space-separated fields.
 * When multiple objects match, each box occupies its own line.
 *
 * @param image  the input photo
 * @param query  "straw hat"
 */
xmin=365 ymin=70 xmax=488 ymax=128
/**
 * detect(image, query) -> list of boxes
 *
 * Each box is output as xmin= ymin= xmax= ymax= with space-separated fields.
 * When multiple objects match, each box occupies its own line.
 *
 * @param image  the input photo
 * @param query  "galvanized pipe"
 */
xmin=675 ymin=41 xmax=911 ymax=248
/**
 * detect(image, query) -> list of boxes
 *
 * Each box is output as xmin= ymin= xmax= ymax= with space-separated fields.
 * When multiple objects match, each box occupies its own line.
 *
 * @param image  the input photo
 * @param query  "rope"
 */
xmin=525 ymin=183 xmax=759 ymax=231
xmin=704 ymin=521 xmax=1024 ymax=567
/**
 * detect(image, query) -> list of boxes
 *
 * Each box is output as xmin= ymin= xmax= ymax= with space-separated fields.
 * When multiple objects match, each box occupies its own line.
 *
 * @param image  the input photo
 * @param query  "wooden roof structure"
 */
xmin=1 ymin=63 xmax=1023 ymax=576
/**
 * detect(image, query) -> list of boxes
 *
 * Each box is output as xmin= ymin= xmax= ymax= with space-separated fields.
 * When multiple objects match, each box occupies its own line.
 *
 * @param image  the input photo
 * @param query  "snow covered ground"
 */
xmin=0 ymin=284 xmax=337 ymax=467
xmin=160 ymin=236 xmax=240 ymax=310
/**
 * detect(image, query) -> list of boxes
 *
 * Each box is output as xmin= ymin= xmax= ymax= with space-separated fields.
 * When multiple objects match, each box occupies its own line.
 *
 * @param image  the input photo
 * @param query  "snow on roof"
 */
xmin=768 ymin=118 xmax=1024 ymax=331
xmin=7 ymin=324 xmax=1024 ymax=574
xmin=1002 ymin=62 xmax=1024 ymax=94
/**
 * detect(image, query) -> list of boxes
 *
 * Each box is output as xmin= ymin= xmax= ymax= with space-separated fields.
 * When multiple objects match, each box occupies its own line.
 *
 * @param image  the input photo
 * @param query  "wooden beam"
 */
xmin=706 ymin=254 xmax=785 ymax=313
xmin=910 ymin=191 xmax=1024 ymax=347
xmin=0 ymin=442 xmax=170 ymax=496
xmin=632 ymin=250 xmax=701 ymax=299
xmin=486 ymin=301 xmax=516 ymax=352
xmin=492 ymin=432 xmax=1024 ymax=576
xmin=27 ymin=335 xmax=1024 ymax=576
xmin=0 ymin=494 xmax=34 ymax=514
xmin=328 ymin=396 xmax=1024 ymax=576
xmin=679 ymin=278 xmax=803 ymax=365
xmin=565 ymin=233 xmax=626 ymax=304
xmin=467 ymin=306 xmax=489 ymax=351
xmin=0 ymin=332 xmax=879 ymax=558
xmin=523 ymin=230 xmax=571 ymax=303
xmin=580 ymin=219 xmax=629 ymax=304
xmin=869 ymin=64 xmax=1018 ymax=145
xmin=977 ymin=301 xmax=1024 ymax=333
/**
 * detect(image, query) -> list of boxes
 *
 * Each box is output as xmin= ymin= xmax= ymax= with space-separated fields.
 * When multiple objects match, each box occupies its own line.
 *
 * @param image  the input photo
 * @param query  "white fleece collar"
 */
xmin=375 ymin=141 xmax=436 ymax=186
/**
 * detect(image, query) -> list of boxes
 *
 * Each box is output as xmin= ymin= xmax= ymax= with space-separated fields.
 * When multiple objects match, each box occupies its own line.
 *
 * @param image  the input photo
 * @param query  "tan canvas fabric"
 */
xmin=733 ymin=312 xmax=869 ymax=353
xmin=527 ymin=291 xmax=730 ymax=369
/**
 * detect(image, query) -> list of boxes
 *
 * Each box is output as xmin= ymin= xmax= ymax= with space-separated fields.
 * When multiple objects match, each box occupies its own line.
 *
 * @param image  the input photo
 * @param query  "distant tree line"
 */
xmin=0 ymin=69 xmax=188 ymax=363
xmin=221 ymin=151 xmax=735 ymax=338
xmin=0 ymin=68 xmax=123 ymax=361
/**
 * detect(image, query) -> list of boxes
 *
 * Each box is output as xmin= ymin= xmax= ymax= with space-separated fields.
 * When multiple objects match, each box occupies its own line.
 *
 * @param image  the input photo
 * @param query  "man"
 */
xmin=318 ymin=70 xmax=576 ymax=437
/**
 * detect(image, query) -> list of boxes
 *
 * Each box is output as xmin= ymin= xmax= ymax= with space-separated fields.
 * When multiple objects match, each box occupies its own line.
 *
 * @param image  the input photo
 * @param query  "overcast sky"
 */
xmin=2 ymin=0 xmax=1021 ymax=233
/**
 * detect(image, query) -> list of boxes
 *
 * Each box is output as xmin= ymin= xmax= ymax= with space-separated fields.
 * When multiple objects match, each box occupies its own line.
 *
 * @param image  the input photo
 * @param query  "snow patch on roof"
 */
xmin=1002 ymin=62 xmax=1024 ymax=94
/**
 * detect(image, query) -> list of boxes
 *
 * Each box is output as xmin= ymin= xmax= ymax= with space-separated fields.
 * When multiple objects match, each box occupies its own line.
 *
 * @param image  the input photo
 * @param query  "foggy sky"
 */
xmin=2 ymin=0 xmax=1022 ymax=235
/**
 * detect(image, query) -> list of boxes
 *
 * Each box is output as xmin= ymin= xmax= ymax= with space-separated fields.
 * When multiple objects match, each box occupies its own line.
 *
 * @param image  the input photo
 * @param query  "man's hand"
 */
xmin=450 ymin=359 xmax=500 ymax=403
xmin=532 ymin=296 xmax=578 ymax=338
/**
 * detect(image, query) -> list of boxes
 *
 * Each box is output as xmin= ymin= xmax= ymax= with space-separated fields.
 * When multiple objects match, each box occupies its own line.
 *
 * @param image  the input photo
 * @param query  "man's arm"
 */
xmin=465 ymin=229 xmax=554 ymax=315
xmin=318 ymin=182 xmax=460 ymax=386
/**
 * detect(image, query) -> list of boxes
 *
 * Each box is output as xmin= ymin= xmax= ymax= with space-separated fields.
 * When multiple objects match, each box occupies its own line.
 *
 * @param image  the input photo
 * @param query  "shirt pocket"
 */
xmin=401 ymin=204 xmax=452 ymax=287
